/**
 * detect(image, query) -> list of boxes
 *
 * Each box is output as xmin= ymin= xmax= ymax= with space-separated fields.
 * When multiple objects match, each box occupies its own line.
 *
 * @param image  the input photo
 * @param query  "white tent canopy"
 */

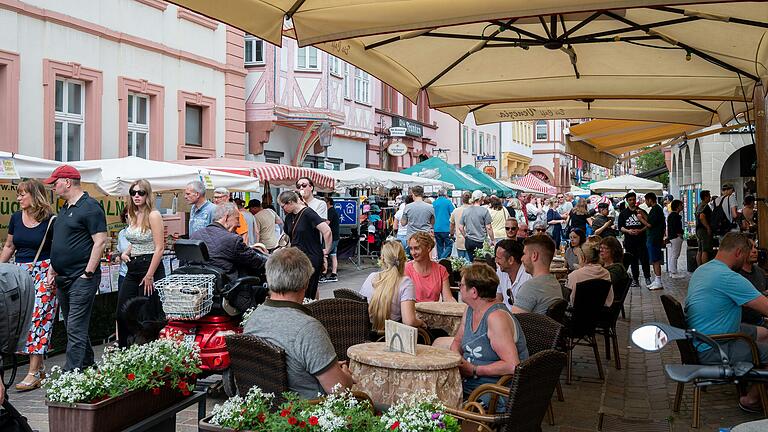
xmin=69 ymin=157 xmax=259 ymax=196
xmin=588 ymin=175 xmax=663 ymax=194
xmin=314 ymin=167 xmax=454 ymax=192
xmin=0 ymin=151 xmax=101 ymax=182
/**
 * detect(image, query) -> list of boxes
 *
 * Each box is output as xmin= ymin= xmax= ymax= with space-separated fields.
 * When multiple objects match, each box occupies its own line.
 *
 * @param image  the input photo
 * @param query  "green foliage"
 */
xmin=636 ymin=150 xmax=669 ymax=186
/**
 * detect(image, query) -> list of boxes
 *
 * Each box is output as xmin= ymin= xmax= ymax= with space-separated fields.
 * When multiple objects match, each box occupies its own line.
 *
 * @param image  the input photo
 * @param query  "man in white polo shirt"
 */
xmin=494 ymin=239 xmax=531 ymax=309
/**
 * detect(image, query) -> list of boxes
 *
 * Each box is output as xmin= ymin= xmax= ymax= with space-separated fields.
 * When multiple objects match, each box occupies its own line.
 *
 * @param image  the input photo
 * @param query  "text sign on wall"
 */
xmin=334 ymin=199 xmax=358 ymax=226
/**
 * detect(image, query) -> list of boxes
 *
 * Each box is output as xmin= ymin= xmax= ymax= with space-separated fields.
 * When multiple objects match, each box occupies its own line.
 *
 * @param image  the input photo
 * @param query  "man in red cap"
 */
xmin=43 ymin=165 xmax=107 ymax=371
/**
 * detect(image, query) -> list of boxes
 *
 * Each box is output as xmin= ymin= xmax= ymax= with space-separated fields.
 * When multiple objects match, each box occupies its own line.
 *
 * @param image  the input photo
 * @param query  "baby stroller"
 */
xmin=0 ymin=264 xmax=34 ymax=432
xmin=156 ymin=239 xmax=268 ymax=397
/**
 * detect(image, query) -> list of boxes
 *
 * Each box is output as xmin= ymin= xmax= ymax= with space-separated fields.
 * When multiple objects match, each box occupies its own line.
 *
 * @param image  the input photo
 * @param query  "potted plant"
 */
xmin=379 ymin=391 xmax=460 ymax=432
xmin=448 ymin=256 xmax=471 ymax=285
xmin=473 ymin=242 xmax=496 ymax=269
xmin=45 ymin=334 xmax=202 ymax=432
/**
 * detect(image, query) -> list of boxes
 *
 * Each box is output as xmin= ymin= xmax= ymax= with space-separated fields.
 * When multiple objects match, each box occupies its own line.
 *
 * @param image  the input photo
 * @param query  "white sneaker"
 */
xmin=671 ymin=272 xmax=687 ymax=279
xmin=648 ymin=279 xmax=664 ymax=290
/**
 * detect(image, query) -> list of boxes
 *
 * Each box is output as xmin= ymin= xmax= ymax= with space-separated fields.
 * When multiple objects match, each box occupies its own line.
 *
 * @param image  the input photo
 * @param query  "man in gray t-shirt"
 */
xmin=401 ymin=185 xmax=435 ymax=239
xmin=512 ymin=274 xmax=563 ymax=314
xmin=459 ymin=190 xmax=494 ymax=259
xmin=243 ymin=248 xmax=353 ymax=399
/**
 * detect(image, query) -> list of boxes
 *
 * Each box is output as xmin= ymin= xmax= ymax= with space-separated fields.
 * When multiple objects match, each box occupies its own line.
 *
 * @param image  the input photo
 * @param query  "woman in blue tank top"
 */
xmin=450 ymin=263 xmax=529 ymax=405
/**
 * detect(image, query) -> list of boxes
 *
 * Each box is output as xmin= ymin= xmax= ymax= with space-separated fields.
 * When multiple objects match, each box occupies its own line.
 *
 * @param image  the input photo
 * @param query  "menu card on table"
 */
xmin=385 ymin=320 xmax=417 ymax=355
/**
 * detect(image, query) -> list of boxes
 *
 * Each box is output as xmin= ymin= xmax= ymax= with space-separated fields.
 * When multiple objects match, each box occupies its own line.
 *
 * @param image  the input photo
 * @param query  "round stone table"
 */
xmin=550 ymin=265 xmax=569 ymax=281
xmin=415 ymin=301 xmax=467 ymax=336
xmin=347 ymin=342 xmax=463 ymax=408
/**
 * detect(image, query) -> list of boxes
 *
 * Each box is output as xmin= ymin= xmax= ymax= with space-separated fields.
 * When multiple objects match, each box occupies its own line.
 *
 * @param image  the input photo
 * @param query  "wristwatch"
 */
xmin=83 ymin=270 xmax=94 ymax=279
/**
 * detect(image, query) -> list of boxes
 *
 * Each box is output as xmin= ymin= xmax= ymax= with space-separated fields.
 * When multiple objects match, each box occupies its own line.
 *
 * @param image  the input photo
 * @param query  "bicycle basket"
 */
xmin=154 ymin=274 xmax=215 ymax=320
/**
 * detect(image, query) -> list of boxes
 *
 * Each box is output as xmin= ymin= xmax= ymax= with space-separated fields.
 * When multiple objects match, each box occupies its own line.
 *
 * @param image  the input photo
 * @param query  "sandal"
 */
xmin=15 ymin=370 xmax=45 ymax=392
xmin=738 ymin=400 xmax=762 ymax=414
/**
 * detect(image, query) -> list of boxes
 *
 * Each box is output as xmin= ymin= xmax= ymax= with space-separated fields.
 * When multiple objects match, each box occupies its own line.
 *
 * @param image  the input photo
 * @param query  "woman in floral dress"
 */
xmin=0 ymin=179 xmax=56 ymax=391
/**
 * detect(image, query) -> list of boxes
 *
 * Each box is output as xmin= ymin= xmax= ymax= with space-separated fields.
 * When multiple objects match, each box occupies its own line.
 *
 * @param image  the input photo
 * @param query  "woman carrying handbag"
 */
xmin=0 ymin=179 xmax=56 ymax=392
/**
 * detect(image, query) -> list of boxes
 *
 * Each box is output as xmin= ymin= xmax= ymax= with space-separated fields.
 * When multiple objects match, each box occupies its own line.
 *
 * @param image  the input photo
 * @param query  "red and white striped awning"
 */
xmin=175 ymin=158 xmax=336 ymax=192
xmin=514 ymin=174 xmax=557 ymax=195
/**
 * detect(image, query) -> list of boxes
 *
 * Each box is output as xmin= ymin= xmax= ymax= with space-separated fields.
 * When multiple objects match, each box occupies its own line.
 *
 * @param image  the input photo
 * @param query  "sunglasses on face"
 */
xmin=505 ymin=226 xmax=518 ymax=231
xmin=296 ymin=183 xmax=311 ymax=189
xmin=129 ymin=189 xmax=147 ymax=197
xmin=536 ymin=228 xmax=547 ymax=232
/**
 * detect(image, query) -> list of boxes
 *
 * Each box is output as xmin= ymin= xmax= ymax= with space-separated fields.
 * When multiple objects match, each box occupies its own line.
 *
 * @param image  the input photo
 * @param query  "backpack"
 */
xmin=710 ymin=196 xmax=734 ymax=236
xmin=0 ymin=264 xmax=35 ymax=356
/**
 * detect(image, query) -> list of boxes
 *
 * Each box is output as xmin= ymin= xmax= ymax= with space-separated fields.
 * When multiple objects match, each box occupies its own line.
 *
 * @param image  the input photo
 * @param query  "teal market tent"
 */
xmin=459 ymin=165 xmax=515 ymax=197
xmin=401 ymin=157 xmax=488 ymax=192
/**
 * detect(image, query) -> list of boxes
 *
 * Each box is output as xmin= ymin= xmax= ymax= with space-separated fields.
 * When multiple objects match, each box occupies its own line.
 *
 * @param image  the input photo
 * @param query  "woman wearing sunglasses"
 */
xmin=117 ymin=179 xmax=166 ymax=347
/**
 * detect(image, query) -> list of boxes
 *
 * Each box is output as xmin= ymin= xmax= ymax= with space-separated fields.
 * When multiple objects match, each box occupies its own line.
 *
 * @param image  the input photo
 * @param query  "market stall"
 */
xmin=514 ymin=173 xmax=557 ymax=195
xmin=313 ymin=167 xmax=453 ymax=192
xmin=589 ymin=175 xmax=664 ymax=195
xmin=459 ymin=165 xmax=515 ymax=197
xmin=401 ymin=157 xmax=488 ymax=193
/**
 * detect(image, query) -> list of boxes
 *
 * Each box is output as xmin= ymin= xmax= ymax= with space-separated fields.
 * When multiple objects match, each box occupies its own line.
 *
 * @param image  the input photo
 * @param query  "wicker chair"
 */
xmin=545 ymin=299 xmax=568 ymax=327
xmin=512 ymin=313 xmax=565 ymax=425
xmin=333 ymin=288 xmax=367 ymax=303
xmin=447 ymin=350 xmax=567 ymax=432
xmin=660 ymin=294 xmax=768 ymax=428
xmin=563 ymin=279 xmax=610 ymax=384
xmin=226 ymin=334 xmax=289 ymax=405
xmin=307 ymin=298 xmax=371 ymax=362
xmin=595 ymin=277 xmax=632 ymax=369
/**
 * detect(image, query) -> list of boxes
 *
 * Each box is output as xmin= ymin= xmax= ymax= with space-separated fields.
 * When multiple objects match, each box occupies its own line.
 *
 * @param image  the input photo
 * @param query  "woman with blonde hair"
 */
xmin=0 ymin=179 xmax=56 ymax=391
xmin=405 ymin=232 xmax=456 ymax=303
xmin=568 ymin=198 xmax=590 ymax=234
xmin=117 ymin=179 xmax=166 ymax=347
xmin=488 ymin=196 xmax=508 ymax=241
xmin=360 ymin=241 xmax=424 ymax=333
xmin=566 ymin=240 xmax=613 ymax=307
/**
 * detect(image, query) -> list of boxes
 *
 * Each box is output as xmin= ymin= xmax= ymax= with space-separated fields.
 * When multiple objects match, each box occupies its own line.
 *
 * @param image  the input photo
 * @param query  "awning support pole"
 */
xmin=754 ymin=84 xmax=768 ymax=257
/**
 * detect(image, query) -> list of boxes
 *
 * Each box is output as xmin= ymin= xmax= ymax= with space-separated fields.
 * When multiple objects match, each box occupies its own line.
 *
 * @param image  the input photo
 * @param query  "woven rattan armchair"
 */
xmin=307 ymin=298 xmax=371 ymax=362
xmin=226 ymin=334 xmax=289 ymax=406
xmin=447 ymin=350 xmax=567 ymax=432
xmin=333 ymin=288 xmax=367 ymax=303
xmin=659 ymin=294 xmax=768 ymax=428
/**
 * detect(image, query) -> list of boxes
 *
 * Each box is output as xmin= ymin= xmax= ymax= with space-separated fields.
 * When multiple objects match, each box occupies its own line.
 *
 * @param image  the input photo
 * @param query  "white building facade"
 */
xmin=0 ymin=0 xmax=247 ymax=160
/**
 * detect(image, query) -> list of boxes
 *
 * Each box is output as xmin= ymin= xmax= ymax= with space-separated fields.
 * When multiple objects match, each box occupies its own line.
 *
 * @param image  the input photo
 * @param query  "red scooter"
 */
xmin=155 ymin=239 xmax=267 ymax=396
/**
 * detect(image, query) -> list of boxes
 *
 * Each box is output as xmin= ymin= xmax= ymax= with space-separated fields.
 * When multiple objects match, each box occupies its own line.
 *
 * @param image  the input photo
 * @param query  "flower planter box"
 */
xmin=473 ymin=256 xmax=496 ymax=269
xmin=199 ymin=416 xmax=239 ymax=432
xmin=47 ymin=386 xmax=184 ymax=432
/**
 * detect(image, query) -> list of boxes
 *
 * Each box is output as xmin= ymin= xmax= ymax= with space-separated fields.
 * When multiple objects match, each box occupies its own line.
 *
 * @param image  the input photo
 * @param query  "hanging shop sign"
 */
xmin=483 ymin=165 xmax=497 ymax=178
xmin=388 ymin=127 xmax=407 ymax=137
xmin=476 ymin=154 xmax=497 ymax=161
xmin=387 ymin=141 xmax=408 ymax=157
xmin=391 ymin=117 xmax=423 ymax=137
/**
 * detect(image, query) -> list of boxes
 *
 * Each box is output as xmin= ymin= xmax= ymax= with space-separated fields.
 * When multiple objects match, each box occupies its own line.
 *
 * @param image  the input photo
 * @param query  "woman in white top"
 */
xmin=117 ymin=179 xmax=166 ymax=347
xmin=360 ymin=240 xmax=425 ymax=333
xmin=393 ymin=195 xmax=413 ymax=249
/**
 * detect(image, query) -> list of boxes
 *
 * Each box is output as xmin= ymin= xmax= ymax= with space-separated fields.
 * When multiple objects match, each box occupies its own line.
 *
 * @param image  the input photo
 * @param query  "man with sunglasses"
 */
xmin=504 ymin=218 xmax=522 ymax=242
xmin=43 ymin=165 xmax=107 ymax=371
xmin=296 ymin=177 xmax=327 ymax=220
xmin=494 ymin=239 xmax=531 ymax=309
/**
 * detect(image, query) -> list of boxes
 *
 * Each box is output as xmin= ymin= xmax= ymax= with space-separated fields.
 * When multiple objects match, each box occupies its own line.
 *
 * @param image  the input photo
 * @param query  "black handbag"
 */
xmin=0 ymin=400 xmax=34 ymax=432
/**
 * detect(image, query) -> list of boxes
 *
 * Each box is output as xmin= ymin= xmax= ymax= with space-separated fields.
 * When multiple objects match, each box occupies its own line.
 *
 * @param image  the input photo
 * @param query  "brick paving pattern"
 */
xmin=8 ymin=257 xmax=764 ymax=431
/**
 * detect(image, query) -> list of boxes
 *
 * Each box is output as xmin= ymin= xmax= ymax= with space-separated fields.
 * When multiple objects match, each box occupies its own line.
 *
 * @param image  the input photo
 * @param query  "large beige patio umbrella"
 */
xmin=167 ymin=0 xmax=733 ymax=47
xmin=315 ymin=3 xmax=768 ymax=110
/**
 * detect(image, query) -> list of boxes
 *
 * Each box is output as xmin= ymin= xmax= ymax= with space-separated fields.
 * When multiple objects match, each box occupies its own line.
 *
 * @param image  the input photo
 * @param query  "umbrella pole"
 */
xmin=755 ymin=84 xmax=768 ymax=258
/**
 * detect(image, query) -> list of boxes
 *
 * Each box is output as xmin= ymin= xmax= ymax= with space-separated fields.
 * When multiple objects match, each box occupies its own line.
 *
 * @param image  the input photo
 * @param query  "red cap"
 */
xmin=43 ymin=165 xmax=81 ymax=184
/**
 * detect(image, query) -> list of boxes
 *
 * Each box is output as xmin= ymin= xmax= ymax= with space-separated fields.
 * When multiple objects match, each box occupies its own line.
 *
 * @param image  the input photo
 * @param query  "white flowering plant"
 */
xmin=448 ymin=256 xmax=471 ymax=272
xmin=299 ymin=386 xmax=377 ymax=432
xmin=209 ymin=386 xmax=275 ymax=431
xmin=379 ymin=391 xmax=460 ymax=432
xmin=43 ymin=334 xmax=202 ymax=405
xmin=473 ymin=242 xmax=495 ymax=260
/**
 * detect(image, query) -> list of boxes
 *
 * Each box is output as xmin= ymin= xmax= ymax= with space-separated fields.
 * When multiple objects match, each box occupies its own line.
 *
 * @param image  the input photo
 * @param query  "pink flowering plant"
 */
xmin=43 ymin=334 xmax=201 ymax=405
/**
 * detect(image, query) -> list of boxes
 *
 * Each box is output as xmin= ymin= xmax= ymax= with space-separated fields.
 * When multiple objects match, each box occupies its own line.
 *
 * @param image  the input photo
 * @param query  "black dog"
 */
xmin=118 ymin=297 xmax=167 ymax=346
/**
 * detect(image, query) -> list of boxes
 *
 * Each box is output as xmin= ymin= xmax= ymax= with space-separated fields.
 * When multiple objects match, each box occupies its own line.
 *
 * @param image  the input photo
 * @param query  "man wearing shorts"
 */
xmin=639 ymin=192 xmax=665 ymax=290
xmin=686 ymin=232 xmax=768 ymax=412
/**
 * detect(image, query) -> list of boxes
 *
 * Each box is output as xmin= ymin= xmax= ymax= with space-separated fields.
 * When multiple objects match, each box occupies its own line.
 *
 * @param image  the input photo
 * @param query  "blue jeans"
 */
xmin=458 ymin=249 xmax=471 ymax=261
xmin=55 ymin=273 xmax=100 ymax=371
xmin=435 ymin=232 xmax=453 ymax=259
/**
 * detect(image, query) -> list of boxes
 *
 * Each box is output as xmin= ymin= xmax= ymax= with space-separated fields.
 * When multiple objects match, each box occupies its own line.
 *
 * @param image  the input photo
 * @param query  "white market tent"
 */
xmin=70 ymin=157 xmax=259 ymax=196
xmin=588 ymin=175 xmax=663 ymax=195
xmin=0 ymin=151 xmax=101 ymax=182
xmin=314 ymin=167 xmax=454 ymax=192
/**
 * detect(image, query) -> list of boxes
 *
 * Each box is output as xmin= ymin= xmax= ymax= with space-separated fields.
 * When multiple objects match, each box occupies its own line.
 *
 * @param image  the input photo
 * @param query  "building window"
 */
xmin=126 ymin=93 xmax=149 ymax=158
xmin=343 ymin=64 xmax=350 ymax=99
xmin=0 ymin=50 xmax=20 ymax=152
xmin=471 ymin=129 xmax=477 ymax=154
xmin=535 ymin=120 xmax=547 ymax=140
xmin=264 ymin=150 xmax=283 ymax=164
xmin=244 ymin=36 xmax=264 ymax=65
xmin=492 ymin=136 xmax=497 ymax=155
xmin=54 ymin=79 xmax=85 ymax=162
xmin=185 ymin=105 xmax=203 ymax=146
xmin=296 ymin=46 xmax=320 ymax=71
xmin=479 ymin=132 xmax=484 ymax=154
xmin=354 ymin=69 xmax=370 ymax=104
xmin=462 ymin=126 xmax=468 ymax=152
xmin=329 ymin=56 xmax=342 ymax=76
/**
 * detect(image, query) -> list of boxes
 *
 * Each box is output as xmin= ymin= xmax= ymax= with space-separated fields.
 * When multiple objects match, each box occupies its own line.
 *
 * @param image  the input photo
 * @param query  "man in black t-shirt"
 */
xmin=43 ymin=165 xmax=108 ymax=371
xmin=320 ymin=197 xmax=341 ymax=283
xmin=278 ymin=191 xmax=332 ymax=300
xmin=638 ymin=193 xmax=665 ymax=290
xmin=591 ymin=203 xmax=618 ymax=238
xmin=618 ymin=192 xmax=651 ymax=287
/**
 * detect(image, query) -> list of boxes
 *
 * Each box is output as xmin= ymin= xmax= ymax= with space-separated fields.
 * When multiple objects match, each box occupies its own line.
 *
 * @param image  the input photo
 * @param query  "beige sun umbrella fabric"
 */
xmin=167 ymin=0 xmax=733 ymax=47
xmin=317 ymin=3 xmax=768 ymax=111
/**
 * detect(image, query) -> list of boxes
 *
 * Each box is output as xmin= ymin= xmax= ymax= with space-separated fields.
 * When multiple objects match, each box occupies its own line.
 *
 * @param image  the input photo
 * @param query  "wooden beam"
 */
xmin=754 ymin=84 xmax=768 ymax=256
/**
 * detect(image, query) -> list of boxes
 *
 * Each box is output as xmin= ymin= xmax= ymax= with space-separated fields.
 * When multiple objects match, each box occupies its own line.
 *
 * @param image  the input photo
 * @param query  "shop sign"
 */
xmin=388 ymin=126 xmax=407 ymax=137
xmin=436 ymin=152 xmax=448 ymax=162
xmin=323 ymin=161 xmax=335 ymax=170
xmin=483 ymin=166 xmax=497 ymax=178
xmin=0 ymin=159 xmax=19 ymax=179
xmin=387 ymin=142 xmax=408 ymax=157
xmin=391 ymin=116 xmax=423 ymax=137
xmin=476 ymin=154 xmax=496 ymax=161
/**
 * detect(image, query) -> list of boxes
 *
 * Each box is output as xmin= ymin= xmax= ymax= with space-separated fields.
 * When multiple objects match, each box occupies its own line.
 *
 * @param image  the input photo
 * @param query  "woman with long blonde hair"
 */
xmin=360 ymin=241 xmax=424 ymax=333
xmin=117 ymin=179 xmax=166 ymax=347
xmin=0 ymin=179 xmax=55 ymax=391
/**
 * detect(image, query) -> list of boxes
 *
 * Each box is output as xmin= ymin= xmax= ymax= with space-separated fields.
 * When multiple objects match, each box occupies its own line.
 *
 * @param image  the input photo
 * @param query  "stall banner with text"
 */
xmin=0 ymin=183 xmax=126 ymax=242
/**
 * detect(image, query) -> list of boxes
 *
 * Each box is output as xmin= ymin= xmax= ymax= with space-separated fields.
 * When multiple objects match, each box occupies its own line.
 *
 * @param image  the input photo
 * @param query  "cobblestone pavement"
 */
xmin=10 ymin=256 xmax=764 ymax=431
